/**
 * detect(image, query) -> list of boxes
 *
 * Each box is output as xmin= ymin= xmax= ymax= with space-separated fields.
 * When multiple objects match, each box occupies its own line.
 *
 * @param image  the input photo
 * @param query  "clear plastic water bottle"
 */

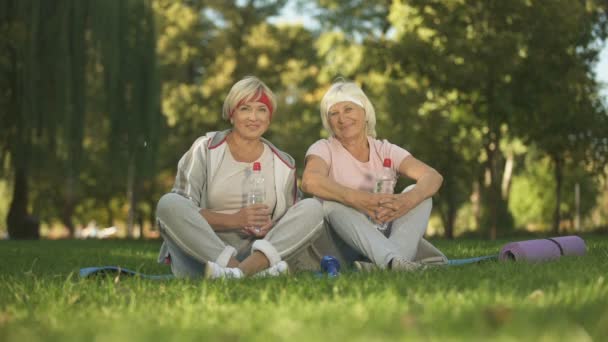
xmin=320 ymin=255 xmax=340 ymax=277
xmin=246 ymin=162 xmax=265 ymax=232
xmin=373 ymin=158 xmax=396 ymax=233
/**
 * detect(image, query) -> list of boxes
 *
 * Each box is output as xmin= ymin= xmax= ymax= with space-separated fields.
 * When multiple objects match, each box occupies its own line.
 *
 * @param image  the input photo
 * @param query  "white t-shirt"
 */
xmin=207 ymin=144 xmax=276 ymax=215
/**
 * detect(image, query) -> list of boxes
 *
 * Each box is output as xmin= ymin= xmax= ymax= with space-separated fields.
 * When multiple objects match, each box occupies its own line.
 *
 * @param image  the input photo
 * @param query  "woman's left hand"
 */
xmin=374 ymin=192 xmax=419 ymax=224
xmin=241 ymin=221 xmax=274 ymax=238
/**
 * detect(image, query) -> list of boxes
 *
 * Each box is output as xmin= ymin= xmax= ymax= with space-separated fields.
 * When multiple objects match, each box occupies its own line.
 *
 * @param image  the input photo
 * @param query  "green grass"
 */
xmin=1 ymin=236 xmax=607 ymax=341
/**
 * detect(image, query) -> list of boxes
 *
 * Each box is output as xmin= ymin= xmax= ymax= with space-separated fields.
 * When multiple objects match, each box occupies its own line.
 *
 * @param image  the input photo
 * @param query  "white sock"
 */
xmin=253 ymin=261 xmax=288 ymax=278
xmin=230 ymin=268 xmax=244 ymax=279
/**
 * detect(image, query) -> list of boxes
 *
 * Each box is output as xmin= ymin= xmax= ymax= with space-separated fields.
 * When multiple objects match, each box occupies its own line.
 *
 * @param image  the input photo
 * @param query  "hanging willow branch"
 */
xmin=2 ymin=0 xmax=161 ymax=237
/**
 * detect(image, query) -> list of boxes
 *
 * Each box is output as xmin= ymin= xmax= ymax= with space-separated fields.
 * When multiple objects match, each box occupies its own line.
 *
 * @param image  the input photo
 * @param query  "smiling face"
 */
xmin=231 ymin=101 xmax=271 ymax=140
xmin=327 ymin=101 xmax=367 ymax=141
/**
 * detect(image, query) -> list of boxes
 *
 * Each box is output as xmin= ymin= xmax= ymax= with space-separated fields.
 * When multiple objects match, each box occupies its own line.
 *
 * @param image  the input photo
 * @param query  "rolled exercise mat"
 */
xmin=79 ymin=266 xmax=174 ymax=280
xmin=499 ymin=235 xmax=586 ymax=262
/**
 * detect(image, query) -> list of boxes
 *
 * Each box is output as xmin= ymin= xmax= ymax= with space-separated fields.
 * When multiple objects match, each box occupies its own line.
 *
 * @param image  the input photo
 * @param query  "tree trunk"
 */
xmin=471 ymin=180 xmax=481 ymax=231
xmin=552 ymin=155 xmax=563 ymax=235
xmin=60 ymin=203 xmax=76 ymax=238
xmin=107 ymin=205 xmax=114 ymax=229
xmin=5 ymin=18 xmax=38 ymax=240
xmin=126 ymin=155 xmax=137 ymax=238
xmin=7 ymin=165 xmax=39 ymax=239
xmin=438 ymin=200 xmax=455 ymax=240
xmin=443 ymin=171 xmax=456 ymax=240
xmin=445 ymin=201 xmax=456 ymax=240
xmin=61 ymin=176 xmax=76 ymax=237
xmin=501 ymin=150 xmax=514 ymax=202
xmin=484 ymin=140 xmax=500 ymax=240
xmin=149 ymin=196 xmax=157 ymax=231
xmin=138 ymin=213 xmax=144 ymax=240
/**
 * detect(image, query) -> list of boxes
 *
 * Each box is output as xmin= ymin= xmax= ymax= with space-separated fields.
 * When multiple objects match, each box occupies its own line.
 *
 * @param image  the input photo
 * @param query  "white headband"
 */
xmin=326 ymin=95 xmax=364 ymax=114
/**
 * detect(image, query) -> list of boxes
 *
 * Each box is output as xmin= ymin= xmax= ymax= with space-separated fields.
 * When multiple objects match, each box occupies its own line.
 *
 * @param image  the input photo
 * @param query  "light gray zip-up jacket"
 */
xmin=157 ymin=129 xmax=299 ymax=263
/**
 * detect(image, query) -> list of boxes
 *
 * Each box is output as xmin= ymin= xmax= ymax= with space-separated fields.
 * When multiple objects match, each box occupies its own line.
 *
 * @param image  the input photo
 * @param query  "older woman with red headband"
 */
xmin=156 ymin=76 xmax=324 ymax=279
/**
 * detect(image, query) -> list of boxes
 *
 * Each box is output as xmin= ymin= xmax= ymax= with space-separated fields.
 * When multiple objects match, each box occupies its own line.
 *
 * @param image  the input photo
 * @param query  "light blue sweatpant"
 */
xmin=156 ymin=193 xmax=325 ymax=278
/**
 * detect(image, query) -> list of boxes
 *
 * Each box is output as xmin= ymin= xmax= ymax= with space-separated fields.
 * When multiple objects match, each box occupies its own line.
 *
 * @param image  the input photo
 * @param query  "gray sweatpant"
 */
xmin=156 ymin=193 xmax=324 ymax=277
xmin=314 ymin=185 xmax=433 ymax=269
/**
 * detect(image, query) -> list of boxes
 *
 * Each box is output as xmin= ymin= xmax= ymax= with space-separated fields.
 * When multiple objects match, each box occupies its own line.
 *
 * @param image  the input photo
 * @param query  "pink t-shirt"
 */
xmin=305 ymin=136 xmax=411 ymax=192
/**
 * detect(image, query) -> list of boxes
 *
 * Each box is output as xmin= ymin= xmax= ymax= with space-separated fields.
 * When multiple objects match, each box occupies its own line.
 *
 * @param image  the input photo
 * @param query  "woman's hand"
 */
xmin=350 ymin=191 xmax=394 ymax=223
xmin=367 ymin=156 xmax=442 ymax=225
xmin=374 ymin=192 xmax=419 ymax=224
xmin=241 ymin=220 xmax=274 ymax=238
xmin=234 ymin=204 xmax=271 ymax=229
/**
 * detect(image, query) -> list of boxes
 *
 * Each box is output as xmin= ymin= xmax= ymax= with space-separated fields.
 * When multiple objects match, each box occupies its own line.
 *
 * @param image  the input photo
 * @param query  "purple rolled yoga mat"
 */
xmin=499 ymin=235 xmax=586 ymax=262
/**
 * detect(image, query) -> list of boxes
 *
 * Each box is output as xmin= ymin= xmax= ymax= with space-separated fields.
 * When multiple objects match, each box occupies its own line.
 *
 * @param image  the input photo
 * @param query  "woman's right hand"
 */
xmin=350 ymin=191 xmax=393 ymax=223
xmin=234 ymin=204 xmax=271 ymax=229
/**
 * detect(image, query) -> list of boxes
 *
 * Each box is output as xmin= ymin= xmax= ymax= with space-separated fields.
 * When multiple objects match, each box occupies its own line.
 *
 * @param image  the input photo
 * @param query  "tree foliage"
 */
xmin=1 ymin=0 xmax=607 ymax=238
xmin=1 ymin=0 xmax=161 ymax=238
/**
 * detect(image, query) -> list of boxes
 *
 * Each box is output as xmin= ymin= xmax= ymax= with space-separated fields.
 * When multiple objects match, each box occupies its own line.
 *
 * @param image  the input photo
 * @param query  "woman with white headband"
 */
xmin=302 ymin=80 xmax=448 ymax=271
xmin=156 ymin=76 xmax=324 ymax=279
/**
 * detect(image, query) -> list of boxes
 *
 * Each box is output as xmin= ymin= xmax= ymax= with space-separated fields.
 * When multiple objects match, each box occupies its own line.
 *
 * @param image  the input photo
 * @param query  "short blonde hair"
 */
xmin=222 ymin=76 xmax=277 ymax=120
xmin=320 ymin=80 xmax=377 ymax=137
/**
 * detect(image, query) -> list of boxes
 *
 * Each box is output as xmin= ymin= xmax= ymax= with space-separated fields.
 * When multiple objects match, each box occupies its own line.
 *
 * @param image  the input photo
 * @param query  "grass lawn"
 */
xmin=1 ymin=235 xmax=607 ymax=341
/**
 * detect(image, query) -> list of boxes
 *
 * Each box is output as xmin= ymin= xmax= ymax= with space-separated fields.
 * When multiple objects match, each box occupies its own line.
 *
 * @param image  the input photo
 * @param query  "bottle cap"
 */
xmin=252 ymin=162 xmax=261 ymax=171
xmin=383 ymin=158 xmax=392 ymax=168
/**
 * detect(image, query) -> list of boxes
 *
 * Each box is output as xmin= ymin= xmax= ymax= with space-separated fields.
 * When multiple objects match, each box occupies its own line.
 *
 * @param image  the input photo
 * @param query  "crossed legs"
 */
xmin=322 ymin=185 xmax=431 ymax=268
xmin=156 ymin=193 xmax=324 ymax=277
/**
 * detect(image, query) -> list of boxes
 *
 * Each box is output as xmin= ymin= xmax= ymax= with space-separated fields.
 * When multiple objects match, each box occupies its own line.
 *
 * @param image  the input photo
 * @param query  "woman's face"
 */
xmin=231 ymin=101 xmax=271 ymax=140
xmin=328 ymin=101 xmax=366 ymax=141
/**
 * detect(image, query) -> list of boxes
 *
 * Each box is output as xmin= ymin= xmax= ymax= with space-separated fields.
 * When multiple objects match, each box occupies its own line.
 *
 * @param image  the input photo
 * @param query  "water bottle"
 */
xmin=373 ymin=158 xmax=396 ymax=233
xmin=246 ymin=162 xmax=265 ymax=232
xmin=320 ymin=255 xmax=340 ymax=277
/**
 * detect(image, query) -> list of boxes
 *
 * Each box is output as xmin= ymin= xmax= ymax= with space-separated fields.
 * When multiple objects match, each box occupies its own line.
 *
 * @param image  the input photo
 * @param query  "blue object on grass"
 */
xmin=320 ymin=255 xmax=341 ymax=277
xmin=447 ymin=254 xmax=498 ymax=266
xmin=80 ymin=255 xmax=496 ymax=281
xmin=79 ymin=266 xmax=174 ymax=280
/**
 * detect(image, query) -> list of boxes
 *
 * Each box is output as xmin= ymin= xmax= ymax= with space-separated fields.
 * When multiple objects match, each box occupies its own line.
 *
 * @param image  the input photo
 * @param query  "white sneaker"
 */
xmin=354 ymin=261 xmax=379 ymax=272
xmin=204 ymin=261 xmax=244 ymax=280
xmin=390 ymin=257 xmax=424 ymax=271
xmin=253 ymin=260 xmax=290 ymax=278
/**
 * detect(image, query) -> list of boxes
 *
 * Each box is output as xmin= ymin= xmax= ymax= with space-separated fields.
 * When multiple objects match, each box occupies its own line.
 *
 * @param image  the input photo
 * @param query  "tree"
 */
xmin=0 ymin=0 xmax=161 ymax=238
xmin=386 ymin=0 xmax=608 ymax=238
xmin=509 ymin=149 xmax=600 ymax=231
xmin=1 ymin=0 xmax=89 ymax=238
xmin=153 ymin=0 xmax=320 ymax=175
xmin=90 ymin=0 xmax=161 ymax=237
xmin=510 ymin=0 xmax=608 ymax=233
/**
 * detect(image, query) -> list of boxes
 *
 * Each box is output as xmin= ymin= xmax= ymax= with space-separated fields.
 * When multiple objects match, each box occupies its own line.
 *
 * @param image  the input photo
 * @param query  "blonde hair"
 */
xmin=222 ymin=76 xmax=277 ymax=120
xmin=319 ymin=80 xmax=377 ymax=137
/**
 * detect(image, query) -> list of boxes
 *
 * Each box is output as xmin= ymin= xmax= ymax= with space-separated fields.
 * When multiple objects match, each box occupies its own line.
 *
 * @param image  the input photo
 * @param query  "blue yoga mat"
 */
xmin=79 ymin=266 xmax=174 ymax=280
xmin=447 ymin=254 xmax=498 ymax=266
xmin=79 ymin=255 xmax=497 ymax=280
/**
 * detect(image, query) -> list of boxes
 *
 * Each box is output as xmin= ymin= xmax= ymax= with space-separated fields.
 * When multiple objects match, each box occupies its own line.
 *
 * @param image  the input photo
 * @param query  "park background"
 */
xmin=1 ymin=0 xmax=608 ymax=241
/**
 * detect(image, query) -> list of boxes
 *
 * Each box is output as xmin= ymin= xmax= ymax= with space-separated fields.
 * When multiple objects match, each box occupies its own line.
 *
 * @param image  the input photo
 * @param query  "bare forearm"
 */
xmin=405 ymin=169 xmax=443 ymax=204
xmin=302 ymin=156 xmax=379 ymax=213
xmin=302 ymin=175 xmax=362 ymax=208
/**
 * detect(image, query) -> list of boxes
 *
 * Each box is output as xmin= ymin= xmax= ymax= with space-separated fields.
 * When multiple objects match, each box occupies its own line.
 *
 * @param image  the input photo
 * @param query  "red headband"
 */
xmin=230 ymin=91 xmax=274 ymax=120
